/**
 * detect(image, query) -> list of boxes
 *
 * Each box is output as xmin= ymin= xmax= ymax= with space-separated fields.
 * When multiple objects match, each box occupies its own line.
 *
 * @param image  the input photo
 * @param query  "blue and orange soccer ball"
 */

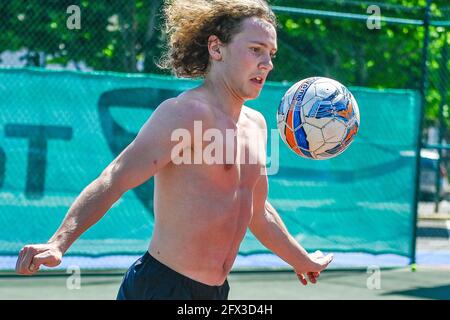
xmin=277 ymin=77 xmax=360 ymax=160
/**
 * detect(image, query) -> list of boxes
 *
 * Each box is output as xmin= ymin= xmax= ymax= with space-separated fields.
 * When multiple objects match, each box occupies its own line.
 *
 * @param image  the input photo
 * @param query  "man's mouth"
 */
xmin=250 ymin=76 xmax=264 ymax=85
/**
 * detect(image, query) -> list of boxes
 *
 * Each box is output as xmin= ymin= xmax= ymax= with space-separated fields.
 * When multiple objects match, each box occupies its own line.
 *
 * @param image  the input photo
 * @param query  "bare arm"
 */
xmin=16 ymin=98 xmax=205 ymax=275
xmin=251 ymin=198 xmax=311 ymax=269
xmin=248 ymin=111 xmax=333 ymax=285
xmin=47 ymin=174 xmax=124 ymax=255
xmin=249 ymin=173 xmax=333 ymax=285
xmin=249 ymin=174 xmax=310 ymax=269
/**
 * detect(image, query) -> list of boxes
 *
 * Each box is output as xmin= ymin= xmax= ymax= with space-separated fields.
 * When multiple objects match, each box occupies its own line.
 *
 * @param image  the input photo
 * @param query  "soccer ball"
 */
xmin=277 ymin=77 xmax=360 ymax=160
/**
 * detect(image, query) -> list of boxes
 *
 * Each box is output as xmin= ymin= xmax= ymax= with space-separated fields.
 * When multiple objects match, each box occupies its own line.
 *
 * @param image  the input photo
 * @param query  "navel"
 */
xmin=224 ymin=163 xmax=234 ymax=171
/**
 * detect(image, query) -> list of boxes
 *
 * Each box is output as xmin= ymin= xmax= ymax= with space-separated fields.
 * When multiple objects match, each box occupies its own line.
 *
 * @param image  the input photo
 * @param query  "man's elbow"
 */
xmin=249 ymin=211 xmax=270 ymax=234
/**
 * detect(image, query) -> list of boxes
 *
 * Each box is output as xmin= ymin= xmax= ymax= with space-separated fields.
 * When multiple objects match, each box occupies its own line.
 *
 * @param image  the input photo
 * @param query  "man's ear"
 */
xmin=207 ymin=35 xmax=223 ymax=61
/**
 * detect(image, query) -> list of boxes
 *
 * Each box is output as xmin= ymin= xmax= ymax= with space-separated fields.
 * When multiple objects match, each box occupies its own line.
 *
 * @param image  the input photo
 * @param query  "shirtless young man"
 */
xmin=15 ymin=0 xmax=333 ymax=300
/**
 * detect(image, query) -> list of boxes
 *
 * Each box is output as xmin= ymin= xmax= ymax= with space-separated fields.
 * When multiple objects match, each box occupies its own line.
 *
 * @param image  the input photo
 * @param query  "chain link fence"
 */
xmin=0 ymin=0 xmax=449 ymax=205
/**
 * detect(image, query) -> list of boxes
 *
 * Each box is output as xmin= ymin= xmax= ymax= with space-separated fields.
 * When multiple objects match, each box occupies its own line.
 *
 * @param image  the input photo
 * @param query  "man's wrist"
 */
xmin=293 ymin=251 xmax=313 ymax=272
xmin=47 ymin=237 xmax=68 ymax=254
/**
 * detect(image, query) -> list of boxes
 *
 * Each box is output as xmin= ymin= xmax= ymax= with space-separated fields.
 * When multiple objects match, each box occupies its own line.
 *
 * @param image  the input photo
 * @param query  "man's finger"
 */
xmin=17 ymin=247 xmax=28 ymax=273
xmin=307 ymin=272 xmax=317 ymax=284
xmin=33 ymin=251 xmax=61 ymax=268
xmin=28 ymin=262 xmax=39 ymax=273
xmin=311 ymin=254 xmax=334 ymax=273
xmin=317 ymin=254 xmax=333 ymax=267
xmin=16 ymin=248 xmax=26 ymax=273
xmin=18 ymin=246 xmax=49 ymax=275
xmin=19 ymin=247 xmax=36 ymax=275
xmin=296 ymin=273 xmax=307 ymax=286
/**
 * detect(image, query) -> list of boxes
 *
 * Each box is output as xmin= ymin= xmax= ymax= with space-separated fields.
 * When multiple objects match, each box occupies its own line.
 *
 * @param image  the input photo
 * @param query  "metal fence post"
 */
xmin=411 ymin=0 xmax=433 ymax=266
xmin=434 ymin=35 xmax=448 ymax=212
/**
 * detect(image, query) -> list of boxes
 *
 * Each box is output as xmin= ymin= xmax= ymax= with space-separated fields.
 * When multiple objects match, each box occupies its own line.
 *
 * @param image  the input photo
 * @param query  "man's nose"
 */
xmin=259 ymin=57 xmax=273 ymax=71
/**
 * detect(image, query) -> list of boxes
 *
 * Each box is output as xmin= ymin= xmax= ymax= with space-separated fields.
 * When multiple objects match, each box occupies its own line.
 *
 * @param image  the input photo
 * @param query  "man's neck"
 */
xmin=201 ymin=76 xmax=244 ymax=123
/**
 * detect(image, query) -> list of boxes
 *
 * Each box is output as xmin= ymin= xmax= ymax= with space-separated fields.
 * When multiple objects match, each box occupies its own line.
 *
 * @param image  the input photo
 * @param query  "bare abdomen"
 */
xmin=148 ymin=161 xmax=256 ymax=285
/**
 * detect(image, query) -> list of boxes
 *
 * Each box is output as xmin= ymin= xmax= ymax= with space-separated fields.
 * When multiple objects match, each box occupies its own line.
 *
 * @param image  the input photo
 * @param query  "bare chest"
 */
xmin=171 ymin=124 xmax=265 ymax=192
xmin=200 ymin=125 xmax=265 ymax=190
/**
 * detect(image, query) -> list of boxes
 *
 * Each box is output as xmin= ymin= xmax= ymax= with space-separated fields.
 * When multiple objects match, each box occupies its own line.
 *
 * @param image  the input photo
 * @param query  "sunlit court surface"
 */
xmin=1 ymin=0 xmax=450 ymax=302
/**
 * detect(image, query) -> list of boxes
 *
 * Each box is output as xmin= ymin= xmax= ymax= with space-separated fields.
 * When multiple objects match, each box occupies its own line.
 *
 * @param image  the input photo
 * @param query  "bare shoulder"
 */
xmin=104 ymin=91 xmax=215 ymax=192
xmin=242 ymin=106 xmax=267 ymax=130
xmin=159 ymin=94 xmax=213 ymax=123
xmin=151 ymin=93 xmax=214 ymax=132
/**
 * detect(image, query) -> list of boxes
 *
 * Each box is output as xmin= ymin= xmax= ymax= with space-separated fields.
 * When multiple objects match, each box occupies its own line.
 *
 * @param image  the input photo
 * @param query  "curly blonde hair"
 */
xmin=159 ymin=0 xmax=277 ymax=78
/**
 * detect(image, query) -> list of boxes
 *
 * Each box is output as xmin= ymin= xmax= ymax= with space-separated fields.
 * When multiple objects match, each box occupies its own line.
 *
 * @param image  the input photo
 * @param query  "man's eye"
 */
xmin=251 ymin=47 xmax=261 ymax=53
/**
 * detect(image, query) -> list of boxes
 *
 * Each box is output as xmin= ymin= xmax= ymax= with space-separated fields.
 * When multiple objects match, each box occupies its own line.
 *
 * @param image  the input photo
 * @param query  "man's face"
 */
xmin=219 ymin=17 xmax=277 ymax=100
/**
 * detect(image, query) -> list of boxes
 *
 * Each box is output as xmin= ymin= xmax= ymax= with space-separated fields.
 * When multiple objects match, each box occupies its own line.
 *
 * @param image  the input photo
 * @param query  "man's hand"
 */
xmin=295 ymin=250 xmax=333 ymax=285
xmin=15 ymin=244 xmax=63 ymax=275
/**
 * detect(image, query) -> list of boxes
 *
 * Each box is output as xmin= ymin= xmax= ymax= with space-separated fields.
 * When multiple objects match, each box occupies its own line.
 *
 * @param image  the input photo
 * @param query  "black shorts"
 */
xmin=116 ymin=251 xmax=230 ymax=300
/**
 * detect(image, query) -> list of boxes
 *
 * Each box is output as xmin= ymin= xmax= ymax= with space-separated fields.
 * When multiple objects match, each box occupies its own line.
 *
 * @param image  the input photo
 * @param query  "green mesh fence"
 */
xmin=0 ymin=68 xmax=420 ymax=259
